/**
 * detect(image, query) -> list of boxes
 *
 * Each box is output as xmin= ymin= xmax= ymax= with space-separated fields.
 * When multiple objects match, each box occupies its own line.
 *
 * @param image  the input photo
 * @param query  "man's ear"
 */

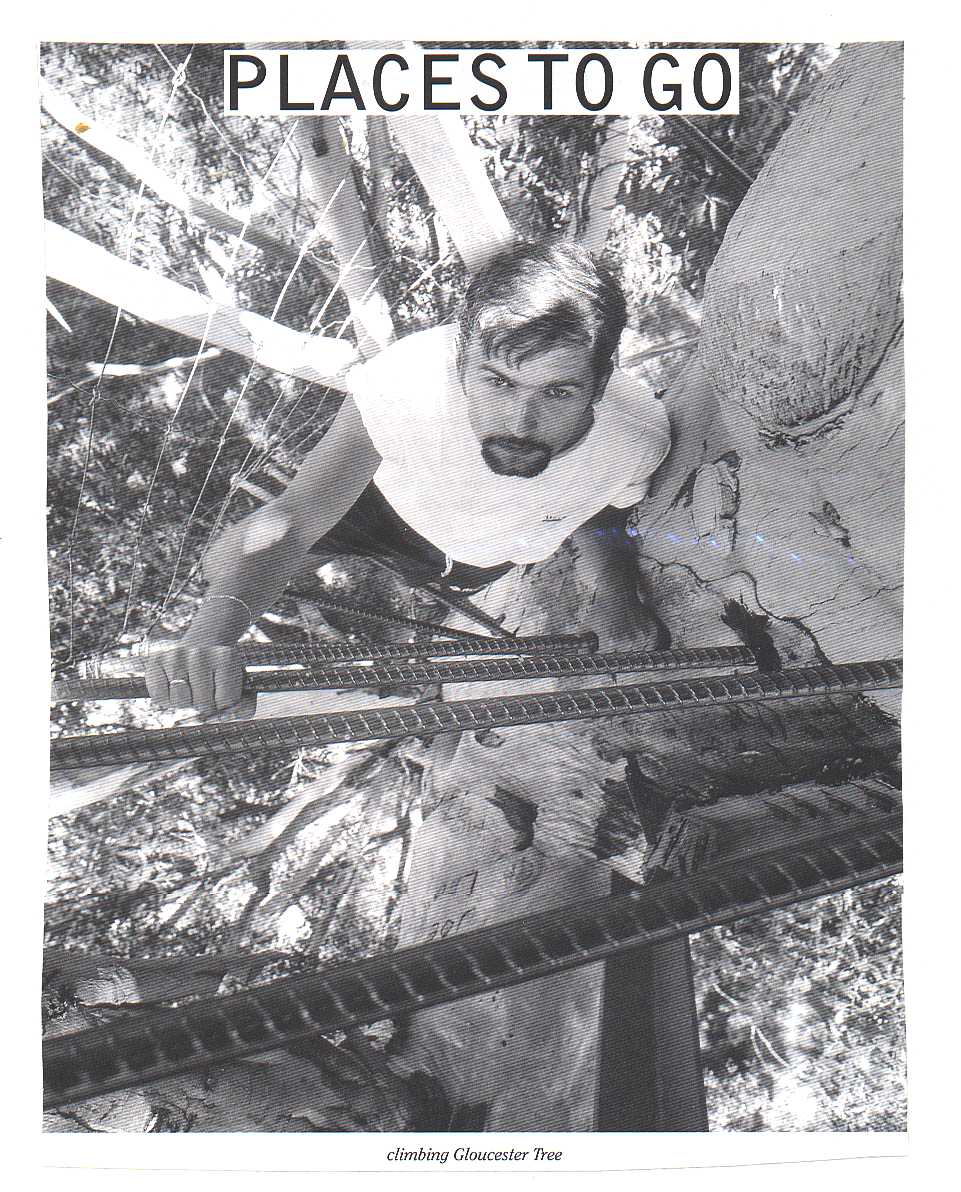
xmin=592 ymin=362 xmax=614 ymax=404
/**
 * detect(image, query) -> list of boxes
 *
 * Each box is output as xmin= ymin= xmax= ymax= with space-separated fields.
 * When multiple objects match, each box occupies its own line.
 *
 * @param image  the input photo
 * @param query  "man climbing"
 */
xmin=147 ymin=241 xmax=672 ymax=712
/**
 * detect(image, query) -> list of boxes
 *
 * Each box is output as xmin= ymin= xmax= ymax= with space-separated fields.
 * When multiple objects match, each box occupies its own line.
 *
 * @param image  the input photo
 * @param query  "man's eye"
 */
xmin=487 ymin=375 xmax=511 ymax=389
xmin=546 ymin=387 xmax=574 ymax=400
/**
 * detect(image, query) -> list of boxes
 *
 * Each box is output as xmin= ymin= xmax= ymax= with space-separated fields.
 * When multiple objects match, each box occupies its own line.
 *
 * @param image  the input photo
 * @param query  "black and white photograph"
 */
xmin=39 ymin=35 xmax=907 ymax=1147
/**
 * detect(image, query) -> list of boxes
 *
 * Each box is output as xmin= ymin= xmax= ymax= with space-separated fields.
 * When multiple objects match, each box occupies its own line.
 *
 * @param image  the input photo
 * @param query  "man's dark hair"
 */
xmin=457 ymin=241 xmax=627 ymax=376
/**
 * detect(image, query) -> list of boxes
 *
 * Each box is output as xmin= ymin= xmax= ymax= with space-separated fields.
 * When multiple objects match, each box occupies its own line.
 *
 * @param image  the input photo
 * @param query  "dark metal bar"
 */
xmin=287 ymin=590 xmax=489 ymax=641
xmin=52 ymin=645 xmax=757 ymax=703
xmin=239 ymin=631 xmax=599 ymax=661
xmin=300 ymin=556 xmax=515 ymax=638
xmin=74 ymin=632 xmax=602 ymax=683
xmin=50 ymin=659 xmax=903 ymax=771
xmin=596 ymin=877 xmax=708 ymax=1131
xmin=43 ymin=811 xmax=902 ymax=1109
xmin=417 ymin=583 xmax=517 ymax=639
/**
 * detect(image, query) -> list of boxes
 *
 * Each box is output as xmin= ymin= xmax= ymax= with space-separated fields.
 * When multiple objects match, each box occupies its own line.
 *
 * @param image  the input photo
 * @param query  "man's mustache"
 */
xmin=481 ymin=436 xmax=553 ymax=477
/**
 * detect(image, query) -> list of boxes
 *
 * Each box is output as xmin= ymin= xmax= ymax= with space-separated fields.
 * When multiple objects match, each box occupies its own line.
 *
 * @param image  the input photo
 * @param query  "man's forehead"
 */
xmin=466 ymin=337 xmax=596 ymax=380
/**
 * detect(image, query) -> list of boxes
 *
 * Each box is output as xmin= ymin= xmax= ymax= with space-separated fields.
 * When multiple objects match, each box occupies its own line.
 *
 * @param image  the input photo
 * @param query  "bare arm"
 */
xmin=147 ymin=396 xmax=380 ymax=710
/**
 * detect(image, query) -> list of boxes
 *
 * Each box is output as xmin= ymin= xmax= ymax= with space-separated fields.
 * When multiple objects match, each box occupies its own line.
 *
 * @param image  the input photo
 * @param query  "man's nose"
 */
xmin=508 ymin=395 xmax=539 ymax=437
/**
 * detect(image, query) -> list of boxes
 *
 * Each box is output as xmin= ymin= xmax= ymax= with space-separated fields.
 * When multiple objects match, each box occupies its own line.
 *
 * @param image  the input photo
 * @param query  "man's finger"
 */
xmin=144 ymin=658 xmax=171 ymax=706
xmin=212 ymin=648 xmax=245 ymax=711
xmin=187 ymin=653 xmax=216 ymax=712
xmin=168 ymin=674 xmax=194 ymax=709
xmin=153 ymin=648 xmax=187 ymax=707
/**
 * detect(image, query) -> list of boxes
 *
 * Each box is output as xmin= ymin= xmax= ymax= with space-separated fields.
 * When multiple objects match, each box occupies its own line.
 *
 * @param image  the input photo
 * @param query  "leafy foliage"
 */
xmin=692 ymin=877 xmax=904 ymax=1130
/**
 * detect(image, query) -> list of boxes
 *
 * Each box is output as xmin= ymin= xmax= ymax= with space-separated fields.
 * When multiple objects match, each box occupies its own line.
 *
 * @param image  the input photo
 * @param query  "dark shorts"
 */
xmin=310 ymin=483 xmax=515 ymax=594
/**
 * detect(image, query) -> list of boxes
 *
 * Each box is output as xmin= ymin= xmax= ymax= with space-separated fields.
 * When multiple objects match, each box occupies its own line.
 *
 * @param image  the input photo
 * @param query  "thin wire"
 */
xmin=243 ymin=389 xmax=334 ymax=464
xmin=306 ymin=215 xmax=389 ymax=336
xmin=138 ymin=129 xmax=394 ymax=632
xmin=61 ymin=49 xmax=192 ymax=664
xmin=158 ymin=132 xmax=404 ymax=601
xmin=171 ymin=132 xmax=428 ymax=554
xmin=118 ymin=114 xmax=304 ymax=639
xmin=152 ymin=163 xmax=389 ymax=624
xmin=152 ymin=45 xmax=256 ymax=184
xmin=139 ymin=373 xmax=330 ymax=631
xmin=156 ymin=176 xmax=350 ymax=616
xmin=42 ymin=152 xmax=84 ymax=192
xmin=246 ymin=382 xmax=325 ymax=464
xmin=247 ymin=209 xmax=452 ymax=472
xmin=216 ymin=239 xmax=454 ymax=486
xmin=152 ymin=42 xmax=357 ymax=255
xmin=102 ymin=110 xmax=450 ymax=643
xmin=304 ymin=172 xmax=420 ymax=339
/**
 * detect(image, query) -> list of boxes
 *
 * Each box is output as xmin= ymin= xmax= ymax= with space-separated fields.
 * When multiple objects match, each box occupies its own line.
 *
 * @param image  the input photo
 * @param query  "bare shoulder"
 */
xmin=347 ymin=324 xmax=457 ymax=397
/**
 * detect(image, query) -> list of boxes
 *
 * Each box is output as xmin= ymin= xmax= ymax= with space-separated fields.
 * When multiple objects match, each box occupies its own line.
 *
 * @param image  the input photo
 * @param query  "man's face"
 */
xmin=461 ymin=338 xmax=609 ymax=478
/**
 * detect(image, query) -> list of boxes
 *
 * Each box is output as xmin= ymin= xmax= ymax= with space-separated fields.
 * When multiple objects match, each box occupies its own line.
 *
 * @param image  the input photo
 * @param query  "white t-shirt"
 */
xmin=346 ymin=325 xmax=671 ymax=568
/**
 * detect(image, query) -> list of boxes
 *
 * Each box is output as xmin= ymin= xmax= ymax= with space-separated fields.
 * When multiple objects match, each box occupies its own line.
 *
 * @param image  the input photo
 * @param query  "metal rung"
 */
xmin=52 ymin=645 xmax=756 ymax=704
xmin=77 ymin=632 xmax=603 ymax=682
xmin=43 ymin=810 xmax=902 ymax=1110
xmin=50 ymin=659 xmax=903 ymax=771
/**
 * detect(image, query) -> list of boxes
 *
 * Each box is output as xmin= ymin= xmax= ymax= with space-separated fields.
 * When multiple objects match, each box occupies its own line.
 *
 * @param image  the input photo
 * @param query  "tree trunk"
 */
xmin=578 ymin=116 xmax=632 ymax=255
xmin=389 ymin=43 xmax=903 ymax=1128
xmin=647 ymin=41 xmax=903 ymax=667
